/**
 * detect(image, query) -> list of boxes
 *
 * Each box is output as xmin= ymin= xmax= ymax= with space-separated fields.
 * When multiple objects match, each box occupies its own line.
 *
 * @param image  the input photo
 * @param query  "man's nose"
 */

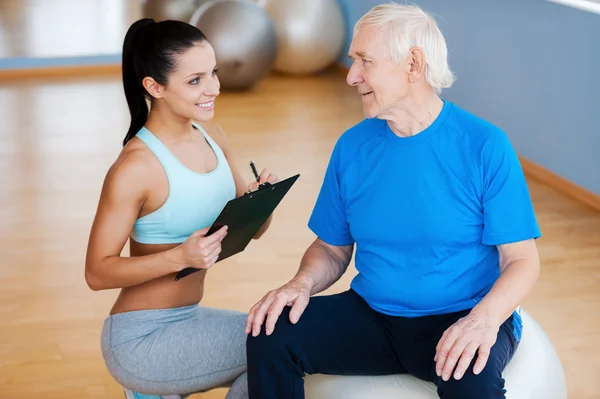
xmin=346 ymin=63 xmax=363 ymax=87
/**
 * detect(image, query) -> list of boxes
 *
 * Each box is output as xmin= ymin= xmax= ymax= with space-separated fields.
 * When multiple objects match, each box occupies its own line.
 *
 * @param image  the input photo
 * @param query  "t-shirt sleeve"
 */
xmin=480 ymin=129 xmax=541 ymax=245
xmin=307 ymin=140 xmax=354 ymax=246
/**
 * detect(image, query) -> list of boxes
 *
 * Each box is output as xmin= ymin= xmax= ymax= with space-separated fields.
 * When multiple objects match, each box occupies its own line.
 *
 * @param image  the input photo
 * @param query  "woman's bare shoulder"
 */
xmin=102 ymin=138 xmax=157 ymax=200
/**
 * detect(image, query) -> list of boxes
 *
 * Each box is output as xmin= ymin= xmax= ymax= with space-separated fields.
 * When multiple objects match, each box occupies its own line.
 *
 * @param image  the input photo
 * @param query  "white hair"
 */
xmin=354 ymin=2 xmax=455 ymax=93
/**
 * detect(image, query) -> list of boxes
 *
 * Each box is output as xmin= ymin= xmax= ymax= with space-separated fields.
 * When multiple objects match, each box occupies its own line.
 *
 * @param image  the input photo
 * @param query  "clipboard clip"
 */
xmin=244 ymin=181 xmax=272 ymax=196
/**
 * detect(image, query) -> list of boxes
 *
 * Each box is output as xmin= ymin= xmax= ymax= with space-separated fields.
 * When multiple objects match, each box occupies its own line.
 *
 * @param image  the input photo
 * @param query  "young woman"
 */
xmin=85 ymin=18 xmax=277 ymax=399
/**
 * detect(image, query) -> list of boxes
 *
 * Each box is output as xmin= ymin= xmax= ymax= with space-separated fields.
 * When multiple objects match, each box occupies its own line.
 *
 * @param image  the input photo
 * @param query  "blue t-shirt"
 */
xmin=308 ymin=100 xmax=541 ymax=317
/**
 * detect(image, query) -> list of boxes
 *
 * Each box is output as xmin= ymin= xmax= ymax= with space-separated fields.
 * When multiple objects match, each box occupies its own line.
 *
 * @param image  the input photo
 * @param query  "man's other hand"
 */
xmin=434 ymin=309 xmax=501 ymax=381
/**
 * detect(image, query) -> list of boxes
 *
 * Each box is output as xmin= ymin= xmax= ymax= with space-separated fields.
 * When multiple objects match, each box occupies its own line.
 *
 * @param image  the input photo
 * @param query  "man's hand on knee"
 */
xmin=434 ymin=310 xmax=500 ymax=381
xmin=245 ymin=277 xmax=312 ymax=337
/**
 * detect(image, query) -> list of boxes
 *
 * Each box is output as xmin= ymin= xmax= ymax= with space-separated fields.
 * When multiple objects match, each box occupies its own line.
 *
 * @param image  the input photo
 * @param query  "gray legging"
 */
xmin=101 ymin=304 xmax=248 ymax=398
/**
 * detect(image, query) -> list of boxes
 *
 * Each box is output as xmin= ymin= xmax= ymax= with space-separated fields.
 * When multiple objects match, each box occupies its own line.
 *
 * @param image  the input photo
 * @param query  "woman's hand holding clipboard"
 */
xmin=177 ymin=225 xmax=229 ymax=272
xmin=175 ymin=162 xmax=300 ymax=281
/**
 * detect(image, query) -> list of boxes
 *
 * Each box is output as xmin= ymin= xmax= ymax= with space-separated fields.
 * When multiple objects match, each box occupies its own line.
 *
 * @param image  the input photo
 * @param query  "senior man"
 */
xmin=245 ymin=3 xmax=541 ymax=399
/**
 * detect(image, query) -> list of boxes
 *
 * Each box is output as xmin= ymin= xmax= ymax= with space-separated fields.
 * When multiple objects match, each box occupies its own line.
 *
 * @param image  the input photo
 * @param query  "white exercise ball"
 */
xmin=304 ymin=310 xmax=567 ymax=399
xmin=190 ymin=0 xmax=278 ymax=90
xmin=260 ymin=0 xmax=346 ymax=75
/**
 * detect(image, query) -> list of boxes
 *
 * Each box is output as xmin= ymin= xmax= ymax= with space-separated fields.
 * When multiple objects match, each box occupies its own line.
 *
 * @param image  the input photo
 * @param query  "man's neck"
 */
xmin=386 ymin=93 xmax=444 ymax=138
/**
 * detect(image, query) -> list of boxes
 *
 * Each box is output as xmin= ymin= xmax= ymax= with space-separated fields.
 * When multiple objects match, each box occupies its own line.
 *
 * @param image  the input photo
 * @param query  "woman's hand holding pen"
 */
xmin=248 ymin=161 xmax=278 ymax=192
xmin=247 ymin=161 xmax=278 ymax=240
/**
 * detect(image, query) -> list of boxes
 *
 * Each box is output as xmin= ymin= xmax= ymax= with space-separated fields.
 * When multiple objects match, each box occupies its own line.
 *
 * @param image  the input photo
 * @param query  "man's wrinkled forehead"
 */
xmin=349 ymin=25 xmax=391 ymax=59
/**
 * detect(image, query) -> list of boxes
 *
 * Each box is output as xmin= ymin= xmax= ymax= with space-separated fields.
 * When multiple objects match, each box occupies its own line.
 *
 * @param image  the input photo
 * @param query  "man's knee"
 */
xmin=246 ymin=306 xmax=297 ymax=361
xmin=437 ymin=366 xmax=506 ymax=399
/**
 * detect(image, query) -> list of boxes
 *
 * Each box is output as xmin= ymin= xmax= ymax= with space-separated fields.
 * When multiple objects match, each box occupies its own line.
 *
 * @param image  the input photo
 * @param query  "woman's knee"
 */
xmin=225 ymin=372 xmax=248 ymax=399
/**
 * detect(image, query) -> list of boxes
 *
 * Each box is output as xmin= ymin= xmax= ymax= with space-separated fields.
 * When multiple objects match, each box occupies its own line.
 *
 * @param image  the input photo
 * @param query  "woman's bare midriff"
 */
xmin=109 ymin=241 xmax=206 ymax=315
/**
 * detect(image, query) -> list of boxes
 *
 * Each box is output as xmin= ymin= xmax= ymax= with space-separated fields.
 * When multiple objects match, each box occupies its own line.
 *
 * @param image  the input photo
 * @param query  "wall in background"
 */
xmin=337 ymin=0 xmax=600 ymax=196
xmin=0 ymin=0 xmax=138 ymax=69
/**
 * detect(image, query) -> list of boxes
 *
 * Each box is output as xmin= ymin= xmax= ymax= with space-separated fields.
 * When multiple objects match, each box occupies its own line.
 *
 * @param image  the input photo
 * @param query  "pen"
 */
xmin=250 ymin=161 xmax=260 ymax=183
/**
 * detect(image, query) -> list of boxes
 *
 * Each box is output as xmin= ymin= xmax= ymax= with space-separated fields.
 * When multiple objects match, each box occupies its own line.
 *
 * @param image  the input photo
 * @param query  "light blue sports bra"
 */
xmin=130 ymin=124 xmax=236 ymax=244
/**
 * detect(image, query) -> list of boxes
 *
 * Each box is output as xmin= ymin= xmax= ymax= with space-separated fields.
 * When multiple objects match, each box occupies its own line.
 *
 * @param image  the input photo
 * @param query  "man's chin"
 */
xmin=362 ymin=107 xmax=378 ymax=119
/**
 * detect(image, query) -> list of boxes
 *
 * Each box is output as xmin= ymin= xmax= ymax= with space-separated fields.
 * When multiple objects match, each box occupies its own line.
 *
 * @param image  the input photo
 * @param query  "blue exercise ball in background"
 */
xmin=190 ymin=0 xmax=278 ymax=90
xmin=260 ymin=0 xmax=345 ymax=75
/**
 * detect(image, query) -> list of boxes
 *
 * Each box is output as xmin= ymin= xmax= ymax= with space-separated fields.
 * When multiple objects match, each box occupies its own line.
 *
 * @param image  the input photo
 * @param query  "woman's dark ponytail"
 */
xmin=120 ymin=18 xmax=208 ymax=146
xmin=122 ymin=18 xmax=154 ymax=147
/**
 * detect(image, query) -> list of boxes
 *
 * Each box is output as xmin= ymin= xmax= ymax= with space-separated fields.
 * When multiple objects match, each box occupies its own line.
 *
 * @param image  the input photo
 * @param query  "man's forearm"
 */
xmin=294 ymin=240 xmax=352 ymax=295
xmin=471 ymin=259 xmax=540 ymax=326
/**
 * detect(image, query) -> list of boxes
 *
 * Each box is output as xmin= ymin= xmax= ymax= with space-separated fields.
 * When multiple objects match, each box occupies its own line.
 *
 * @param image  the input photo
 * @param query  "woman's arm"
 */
xmin=85 ymin=149 xmax=189 ymax=290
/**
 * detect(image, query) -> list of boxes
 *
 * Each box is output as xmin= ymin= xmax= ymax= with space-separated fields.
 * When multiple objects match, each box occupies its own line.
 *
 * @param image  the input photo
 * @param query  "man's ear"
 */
xmin=142 ymin=77 xmax=164 ymax=99
xmin=407 ymin=46 xmax=426 ymax=82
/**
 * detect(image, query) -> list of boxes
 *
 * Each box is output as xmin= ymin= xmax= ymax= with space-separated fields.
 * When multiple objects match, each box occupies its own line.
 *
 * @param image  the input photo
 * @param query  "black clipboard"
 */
xmin=175 ymin=173 xmax=300 ymax=280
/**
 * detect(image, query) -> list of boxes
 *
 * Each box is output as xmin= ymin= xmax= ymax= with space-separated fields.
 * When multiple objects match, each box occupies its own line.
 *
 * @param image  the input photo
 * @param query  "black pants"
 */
xmin=246 ymin=289 xmax=519 ymax=399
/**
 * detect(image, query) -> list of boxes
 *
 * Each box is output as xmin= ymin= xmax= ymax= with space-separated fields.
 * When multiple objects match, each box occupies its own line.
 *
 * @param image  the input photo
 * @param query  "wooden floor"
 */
xmin=0 ymin=71 xmax=598 ymax=399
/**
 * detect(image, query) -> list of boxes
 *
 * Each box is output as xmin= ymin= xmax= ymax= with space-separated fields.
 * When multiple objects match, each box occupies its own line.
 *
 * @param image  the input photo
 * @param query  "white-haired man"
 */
xmin=245 ymin=3 xmax=540 ymax=399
